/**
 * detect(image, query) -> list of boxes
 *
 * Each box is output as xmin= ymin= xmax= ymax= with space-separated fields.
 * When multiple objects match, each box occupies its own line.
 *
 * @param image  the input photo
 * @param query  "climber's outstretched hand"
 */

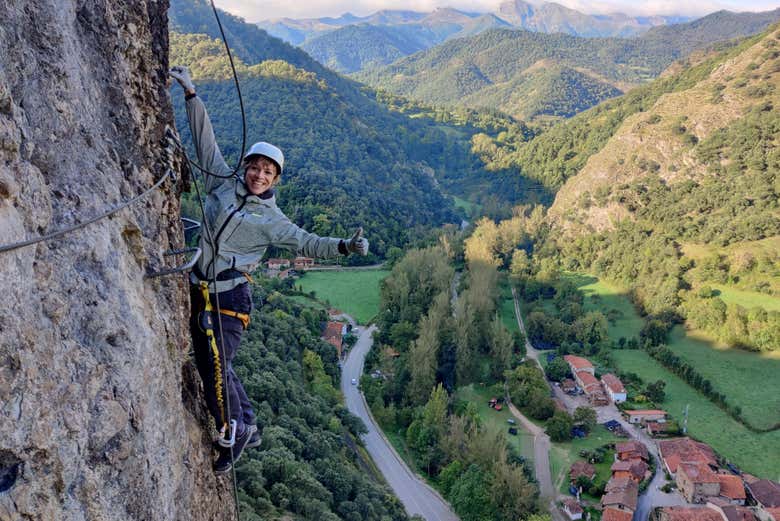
xmin=169 ymin=66 xmax=195 ymax=93
xmin=347 ymin=228 xmax=369 ymax=256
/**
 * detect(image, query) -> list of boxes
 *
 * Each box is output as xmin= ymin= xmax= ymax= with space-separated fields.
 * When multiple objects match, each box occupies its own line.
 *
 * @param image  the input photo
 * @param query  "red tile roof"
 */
xmin=658 ymin=507 xmax=723 ymax=521
xmin=569 ymin=461 xmax=596 ymax=481
xmin=602 ymin=508 xmax=633 ymax=521
xmin=564 ymin=355 xmax=593 ymax=370
xmin=765 ymin=507 xmax=780 ymax=521
xmin=718 ymin=474 xmax=746 ymax=501
xmin=576 ymin=370 xmax=600 ymax=389
xmin=658 ymin=438 xmax=717 ymax=474
xmin=606 ymin=476 xmax=633 ymax=492
xmin=679 ymin=462 xmax=719 ymax=484
xmin=562 ymin=498 xmax=583 ymax=515
xmin=716 ymin=505 xmax=758 ymax=521
xmin=602 ymin=480 xmax=638 ymax=511
xmin=612 ymin=460 xmax=632 ymax=472
xmin=746 ymin=479 xmax=780 ymax=507
xmin=602 ymin=373 xmax=625 ymax=394
xmin=322 ymin=321 xmax=344 ymax=351
xmin=616 ymin=440 xmax=649 ymax=461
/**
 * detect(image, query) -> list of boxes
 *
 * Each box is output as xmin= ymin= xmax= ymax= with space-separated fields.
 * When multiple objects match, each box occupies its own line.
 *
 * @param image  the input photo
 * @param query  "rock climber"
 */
xmin=169 ymin=66 xmax=369 ymax=474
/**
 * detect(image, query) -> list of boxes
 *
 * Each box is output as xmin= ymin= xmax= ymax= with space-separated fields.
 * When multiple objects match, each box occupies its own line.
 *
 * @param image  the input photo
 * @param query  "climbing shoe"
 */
xmin=245 ymin=428 xmax=262 ymax=449
xmin=213 ymin=424 xmax=255 ymax=475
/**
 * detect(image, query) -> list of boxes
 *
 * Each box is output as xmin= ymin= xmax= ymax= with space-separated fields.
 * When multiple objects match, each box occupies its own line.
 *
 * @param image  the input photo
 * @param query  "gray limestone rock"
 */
xmin=0 ymin=1 xmax=234 ymax=519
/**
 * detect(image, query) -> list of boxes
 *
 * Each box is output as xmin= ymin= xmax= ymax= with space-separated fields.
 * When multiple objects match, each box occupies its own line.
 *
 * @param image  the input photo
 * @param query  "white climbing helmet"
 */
xmin=243 ymin=142 xmax=284 ymax=175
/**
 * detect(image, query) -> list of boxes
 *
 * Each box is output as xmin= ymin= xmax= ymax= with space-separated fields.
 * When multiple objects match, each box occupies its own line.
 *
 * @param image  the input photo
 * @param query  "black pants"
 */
xmin=189 ymin=282 xmax=255 ymax=436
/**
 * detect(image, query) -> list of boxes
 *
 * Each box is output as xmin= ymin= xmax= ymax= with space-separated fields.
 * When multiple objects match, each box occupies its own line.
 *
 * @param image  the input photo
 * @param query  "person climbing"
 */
xmin=169 ymin=66 xmax=369 ymax=474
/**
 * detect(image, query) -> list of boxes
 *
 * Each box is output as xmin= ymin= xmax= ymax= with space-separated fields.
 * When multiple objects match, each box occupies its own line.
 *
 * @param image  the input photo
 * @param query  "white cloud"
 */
xmin=212 ymin=0 xmax=779 ymax=22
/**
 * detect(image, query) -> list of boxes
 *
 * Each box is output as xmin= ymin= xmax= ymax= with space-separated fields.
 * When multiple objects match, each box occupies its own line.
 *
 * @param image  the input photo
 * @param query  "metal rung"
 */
xmin=181 ymin=217 xmax=201 ymax=233
xmin=145 ymin=247 xmax=202 ymax=278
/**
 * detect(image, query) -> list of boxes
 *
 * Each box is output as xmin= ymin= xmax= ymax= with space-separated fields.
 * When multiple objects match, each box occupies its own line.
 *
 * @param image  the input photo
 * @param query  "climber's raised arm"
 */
xmin=169 ymin=66 xmax=232 ymax=193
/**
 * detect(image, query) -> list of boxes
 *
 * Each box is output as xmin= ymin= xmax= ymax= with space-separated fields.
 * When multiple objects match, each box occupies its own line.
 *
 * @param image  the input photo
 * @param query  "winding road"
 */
xmin=341 ymin=323 xmax=459 ymax=521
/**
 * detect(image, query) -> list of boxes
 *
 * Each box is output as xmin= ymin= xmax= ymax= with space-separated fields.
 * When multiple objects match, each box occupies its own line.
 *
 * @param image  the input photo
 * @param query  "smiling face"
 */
xmin=243 ymin=156 xmax=280 ymax=195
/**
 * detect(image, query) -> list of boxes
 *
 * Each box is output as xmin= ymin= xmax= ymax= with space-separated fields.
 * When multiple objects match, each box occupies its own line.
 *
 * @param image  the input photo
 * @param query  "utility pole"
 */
xmin=682 ymin=404 xmax=689 ymax=434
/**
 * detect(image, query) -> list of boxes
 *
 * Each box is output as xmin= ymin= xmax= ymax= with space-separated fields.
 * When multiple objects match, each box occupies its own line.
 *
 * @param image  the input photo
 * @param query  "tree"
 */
xmin=645 ymin=379 xmax=666 ymax=403
xmin=509 ymin=249 xmax=531 ymax=281
xmin=546 ymin=410 xmax=574 ymax=442
xmin=488 ymin=316 xmax=514 ymax=381
xmin=545 ymin=356 xmax=570 ymax=382
xmin=573 ymin=406 xmax=597 ymax=432
xmin=408 ymin=292 xmax=450 ymax=404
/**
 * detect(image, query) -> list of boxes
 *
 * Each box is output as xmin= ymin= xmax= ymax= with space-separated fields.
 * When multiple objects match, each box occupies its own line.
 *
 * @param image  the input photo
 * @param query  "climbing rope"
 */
xmin=0 ymin=169 xmax=174 ymax=255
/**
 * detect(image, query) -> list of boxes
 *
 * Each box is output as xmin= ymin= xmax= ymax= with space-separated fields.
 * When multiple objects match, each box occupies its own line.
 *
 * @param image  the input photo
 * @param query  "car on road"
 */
xmin=351 ymin=378 xmax=357 ymax=385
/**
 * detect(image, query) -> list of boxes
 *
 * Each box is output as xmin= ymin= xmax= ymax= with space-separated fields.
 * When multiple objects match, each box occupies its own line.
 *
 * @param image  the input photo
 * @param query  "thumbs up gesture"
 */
xmin=346 ymin=227 xmax=369 ymax=256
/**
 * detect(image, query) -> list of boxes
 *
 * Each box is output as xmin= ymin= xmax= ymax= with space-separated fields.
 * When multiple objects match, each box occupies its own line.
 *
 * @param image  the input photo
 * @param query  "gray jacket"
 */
xmin=186 ymin=95 xmax=343 ymax=293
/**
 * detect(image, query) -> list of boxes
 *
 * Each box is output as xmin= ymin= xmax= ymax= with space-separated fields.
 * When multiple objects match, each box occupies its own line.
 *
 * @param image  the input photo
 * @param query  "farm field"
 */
xmin=297 ymin=269 xmax=388 ymax=324
xmin=710 ymin=285 xmax=780 ymax=312
xmin=550 ymin=426 xmax=623 ymax=497
xmin=457 ymin=384 xmax=535 ymax=464
xmin=666 ymin=325 xmax=780 ymax=430
xmin=566 ymin=273 xmax=644 ymax=342
xmin=612 ymin=349 xmax=780 ymax=479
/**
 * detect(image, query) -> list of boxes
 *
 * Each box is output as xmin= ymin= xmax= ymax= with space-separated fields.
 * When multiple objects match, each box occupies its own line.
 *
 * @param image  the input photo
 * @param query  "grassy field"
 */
xmin=710 ymin=285 xmax=780 ymax=312
xmin=452 ymin=196 xmax=481 ymax=217
xmin=666 ymin=325 xmax=780 ymax=430
xmin=564 ymin=273 xmax=645 ymax=342
xmin=612 ymin=349 xmax=780 ymax=479
xmin=499 ymin=282 xmax=522 ymax=336
xmin=457 ymin=384 xmax=535 ymax=464
xmin=550 ymin=426 xmax=623 ymax=497
xmin=288 ymin=294 xmax=329 ymax=311
xmin=296 ymin=269 xmax=388 ymax=324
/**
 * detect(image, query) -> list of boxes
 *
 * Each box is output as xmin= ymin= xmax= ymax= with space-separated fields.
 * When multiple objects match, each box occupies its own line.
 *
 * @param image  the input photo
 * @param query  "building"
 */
xmin=653 ymin=506 xmax=725 ymax=521
xmin=746 ymin=480 xmax=780 ymax=509
xmin=562 ymin=498 xmax=583 ymax=520
xmin=616 ymin=440 xmax=649 ymax=462
xmin=570 ymin=461 xmax=596 ymax=483
xmin=602 ymin=478 xmax=638 ymax=513
xmin=293 ymin=256 xmax=315 ymax=270
xmin=267 ymin=258 xmax=291 ymax=270
xmin=718 ymin=474 xmax=747 ymax=505
xmin=658 ymin=438 xmax=718 ymax=476
xmin=562 ymin=378 xmax=577 ymax=394
xmin=647 ymin=421 xmax=675 ymax=437
xmin=677 ymin=462 xmax=721 ymax=503
xmin=625 ymin=409 xmax=667 ymax=424
xmin=564 ymin=355 xmax=594 ymax=374
xmin=603 ymin=508 xmax=634 ymax=521
xmin=611 ymin=460 xmax=649 ymax=482
xmin=572 ymin=370 xmax=609 ymax=405
xmin=706 ymin=501 xmax=759 ymax=521
xmin=322 ymin=321 xmax=347 ymax=357
xmin=601 ymin=373 xmax=627 ymax=403
xmin=276 ymin=268 xmax=292 ymax=279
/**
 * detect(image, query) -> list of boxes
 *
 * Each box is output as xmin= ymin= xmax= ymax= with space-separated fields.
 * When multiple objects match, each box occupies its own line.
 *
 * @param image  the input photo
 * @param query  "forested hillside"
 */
xmin=357 ymin=9 xmax=780 ymax=120
xmin=526 ymin=25 xmax=780 ymax=352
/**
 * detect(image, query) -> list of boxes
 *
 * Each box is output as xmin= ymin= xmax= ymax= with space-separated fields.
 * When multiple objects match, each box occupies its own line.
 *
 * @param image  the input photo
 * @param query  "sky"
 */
xmin=213 ymin=0 xmax=780 ymax=22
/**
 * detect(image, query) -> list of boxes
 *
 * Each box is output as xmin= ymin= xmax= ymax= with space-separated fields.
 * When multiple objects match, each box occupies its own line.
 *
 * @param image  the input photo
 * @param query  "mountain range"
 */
xmin=355 ymin=9 xmax=780 ymax=120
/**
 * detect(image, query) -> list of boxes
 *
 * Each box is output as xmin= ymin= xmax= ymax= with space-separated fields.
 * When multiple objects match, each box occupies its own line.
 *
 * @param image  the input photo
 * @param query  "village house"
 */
xmin=564 ymin=355 xmax=594 ymax=374
xmin=322 ymin=321 xmax=347 ymax=358
xmin=562 ymin=498 xmax=583 ymax=520
xmin=658 ymin=438 xmax=718 ymax=476
xmin=611 ymin=460 xmax=649 ymax=482
xmin=602 ymin=477 xmax=639 ymax=514
xmin=653 ymin=506 xmax=727 ymax=521
xmin=293 ymin=256 xmax=315 ymax=270
xmin=746 ymin=479 xmax=780 ymax=521
xmin=647 ymin=420 xmax=675 ymax=437
xmin=616 ymin=440 xmax=649 ymax=463
xmin=706 ymin=500 xmax=760 ymax=521
xmin=677 ymin=462 xmax=721 ymax=503
xmin=276 ymin=268 xmax=291 ymax=279
xmin=572 ymin=370 xmax=609 ymax=405
xmin=624 ymin=409 xmax=667 ymax=424
xmin=570 ymin=461 xmax=596 ymax=483
xmin=603 ymin=508 xmax=634 ymax=521
xmin=601 ymin=373 xmax=627 ymax=403
xmin=718 ymin=474 xmax=747 ymax=505
xmin=266 ymin=258 xmax=291 ymax=270
xmin=562 ymin=378 xmax=577 ymax=394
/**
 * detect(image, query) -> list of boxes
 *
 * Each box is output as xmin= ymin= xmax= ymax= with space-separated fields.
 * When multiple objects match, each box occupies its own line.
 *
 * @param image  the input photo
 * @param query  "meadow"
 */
xmin=566 ymin=273 xmax=645 ymax=342
xmin=666 ymin=326 xmax=780 ymax=430
xmin=710 ymin=285 xmax=780 ymax=312
xmin=612 ymin=349 xmax=780 ymax=479
xmin=296 ymin=269 xmax=389 ymax=324
xmin=550 ymin=429 xmax=620 ymax=499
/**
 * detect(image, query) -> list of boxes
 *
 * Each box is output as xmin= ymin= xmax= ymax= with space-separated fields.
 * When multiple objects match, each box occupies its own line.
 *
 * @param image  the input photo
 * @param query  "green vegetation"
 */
xmin=711 ymin=285 xmax=780 ymax=312
xmin=550 ymin=427 xmax=622 ymax=495
xmin=612 ymin=350 xmax=780 ymax=477
xmin=457 ymin=384 xmax=535 ymax=463
xmin=297 ymin=270 xmax=389 ymax=324
xmin=665 ymin=326 xmax=780 ymax=430
xmin=224 ymin=277 xmax=410 ymax=520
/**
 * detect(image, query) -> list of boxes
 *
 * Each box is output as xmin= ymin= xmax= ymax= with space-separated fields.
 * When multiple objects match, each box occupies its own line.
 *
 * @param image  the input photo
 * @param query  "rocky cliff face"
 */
xmin=0 ymin=2 xmax=234 ymax=519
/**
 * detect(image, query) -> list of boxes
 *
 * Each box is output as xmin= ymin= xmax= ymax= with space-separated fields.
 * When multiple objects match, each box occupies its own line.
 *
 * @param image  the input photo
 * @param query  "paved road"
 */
xmin=341 ymin=324 xmax=459 ymax=521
